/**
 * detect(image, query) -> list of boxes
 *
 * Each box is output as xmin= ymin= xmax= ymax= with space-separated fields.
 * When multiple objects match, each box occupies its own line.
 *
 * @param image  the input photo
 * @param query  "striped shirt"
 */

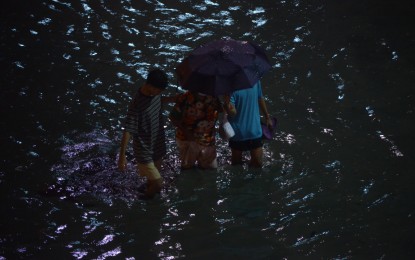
xmin=123 ymin=90 xmax=166 ymax=163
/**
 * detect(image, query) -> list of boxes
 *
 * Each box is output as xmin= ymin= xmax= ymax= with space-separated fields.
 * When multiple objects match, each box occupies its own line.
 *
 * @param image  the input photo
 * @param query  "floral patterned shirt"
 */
xmin=170 ymin=91 xmax=221 ymax=146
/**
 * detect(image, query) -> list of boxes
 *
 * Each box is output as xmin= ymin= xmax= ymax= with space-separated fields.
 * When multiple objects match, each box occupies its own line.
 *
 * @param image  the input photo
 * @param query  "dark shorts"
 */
xmin=229 ymin=137 xmax=263 ymax=152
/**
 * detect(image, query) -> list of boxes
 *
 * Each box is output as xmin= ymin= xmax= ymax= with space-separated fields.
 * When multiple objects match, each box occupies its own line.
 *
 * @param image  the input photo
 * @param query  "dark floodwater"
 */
xmin=1 ymin=0 xmax=415 ymax=259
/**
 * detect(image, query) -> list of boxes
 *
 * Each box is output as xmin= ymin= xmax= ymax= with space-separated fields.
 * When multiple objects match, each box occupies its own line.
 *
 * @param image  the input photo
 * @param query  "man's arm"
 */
xmin=223 ymin=94 xmax=237 ymax=116
xmin=258 ymin=97 xmax=273 ymax=128
xmin=161 ymin=94 xmax=179 ymax=103
xmin=118 ymin=130 xmax=130 ymax=171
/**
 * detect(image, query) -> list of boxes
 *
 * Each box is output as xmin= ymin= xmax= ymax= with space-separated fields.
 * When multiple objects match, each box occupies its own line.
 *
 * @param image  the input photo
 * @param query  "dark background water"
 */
xmin=1 ymin=0 xmax=415 ymax=259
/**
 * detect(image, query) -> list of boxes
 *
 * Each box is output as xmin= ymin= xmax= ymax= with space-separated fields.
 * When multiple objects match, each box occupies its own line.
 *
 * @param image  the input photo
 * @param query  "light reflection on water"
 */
xmin=1 ymin=0 xmax=415 ymax=259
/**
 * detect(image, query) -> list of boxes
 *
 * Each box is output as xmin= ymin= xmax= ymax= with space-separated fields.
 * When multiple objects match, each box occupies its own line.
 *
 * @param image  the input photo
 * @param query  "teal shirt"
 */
xmin=228 ymin=82 xmax=263 ymax=141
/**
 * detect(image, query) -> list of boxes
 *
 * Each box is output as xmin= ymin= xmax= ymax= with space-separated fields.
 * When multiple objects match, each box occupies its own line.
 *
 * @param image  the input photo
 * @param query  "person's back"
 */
xmin=171 ymin=91 xmax=220 ymax=145
xmin=169 ymin=91 xmax=222 ymax=169
xmin=228 ymin=82 xmax=263 ymax=141
xmin=226 ymin=81 xmax=272 ymax=167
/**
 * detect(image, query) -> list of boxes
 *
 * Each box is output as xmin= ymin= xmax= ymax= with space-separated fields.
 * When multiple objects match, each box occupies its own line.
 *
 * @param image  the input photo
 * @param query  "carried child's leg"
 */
xmin=198 ymin=144 xmax=218 ymax=169
xmin=177 ymin=139 xmax=198 ymax=169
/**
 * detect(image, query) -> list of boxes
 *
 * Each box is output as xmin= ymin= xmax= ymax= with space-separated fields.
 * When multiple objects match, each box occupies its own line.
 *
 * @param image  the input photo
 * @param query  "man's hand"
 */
xmin=266 ymin=115 xmax=274 ymax=129
xmin=118 ymin=154 xmax=127 ymax=172
xmin=118 ymin=131 xmax=130 ymax=172
xmin=223 ymin=95 xmax=237 ymax=116
xmin=227 ymin=103 xmax=237 ymax=116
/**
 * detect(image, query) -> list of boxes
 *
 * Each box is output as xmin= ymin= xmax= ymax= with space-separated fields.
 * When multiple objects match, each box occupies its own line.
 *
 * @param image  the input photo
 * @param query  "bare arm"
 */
xmin=223 ymin=94 xmax=237 ymax=116
xmin=161 ymin=94 xmax=179 ymax=103
xmin=258 ymin=97 xmax=273 ymax=128
xmin=118 ymin=130 xmax=130 ymax=171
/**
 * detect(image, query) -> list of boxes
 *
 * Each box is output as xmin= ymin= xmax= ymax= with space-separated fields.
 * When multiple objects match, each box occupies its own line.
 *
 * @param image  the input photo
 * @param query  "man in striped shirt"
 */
xmin=118 ymin=69 xmax=168 ymax=199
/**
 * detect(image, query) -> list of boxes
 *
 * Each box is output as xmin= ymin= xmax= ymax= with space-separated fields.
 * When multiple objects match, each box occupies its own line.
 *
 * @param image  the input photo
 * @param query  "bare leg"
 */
xmin=154 ymin=158 xmax=162 ymax=172
xmin=177 ymin=140 xmax=197 ymax=169
xmin=198 ymin=145 xmax=218 ymax=169
xmin=137 ymin=161 xmax=163 ymax=199
xmin=145 ymin=178 xmax=163 ymax=199
xmin=231 ymin=148 xmax=243 ymax=165
xmin=249 ymin=147 xmax=263 ymax=168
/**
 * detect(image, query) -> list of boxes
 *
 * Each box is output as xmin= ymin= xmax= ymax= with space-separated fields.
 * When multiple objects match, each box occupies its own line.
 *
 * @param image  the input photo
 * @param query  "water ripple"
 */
xmin=2 ymin=0 xmax=413 ymax=258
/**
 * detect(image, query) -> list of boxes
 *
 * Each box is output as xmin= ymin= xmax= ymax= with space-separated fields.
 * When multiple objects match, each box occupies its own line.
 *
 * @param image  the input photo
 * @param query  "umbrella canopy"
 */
xmin=176 ymin=38 xmax=271 ymax=96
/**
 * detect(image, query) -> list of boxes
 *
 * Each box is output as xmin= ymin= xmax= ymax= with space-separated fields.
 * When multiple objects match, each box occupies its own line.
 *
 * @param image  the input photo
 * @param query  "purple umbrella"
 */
xmin=176 ymin=38 xmax=271 ymax=96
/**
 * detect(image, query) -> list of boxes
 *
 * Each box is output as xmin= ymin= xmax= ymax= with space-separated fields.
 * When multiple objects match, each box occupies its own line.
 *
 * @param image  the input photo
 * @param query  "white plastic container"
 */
xmin=222 ymin=114 xmax=235 ymax=139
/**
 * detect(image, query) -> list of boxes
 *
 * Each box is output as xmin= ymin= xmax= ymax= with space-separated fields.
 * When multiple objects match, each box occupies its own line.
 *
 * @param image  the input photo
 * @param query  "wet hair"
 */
xmin=146 ymin=68 xmax=168 ymax=90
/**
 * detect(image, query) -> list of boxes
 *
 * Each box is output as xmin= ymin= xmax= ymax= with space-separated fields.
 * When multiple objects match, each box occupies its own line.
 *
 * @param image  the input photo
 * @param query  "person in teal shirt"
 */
xmin=225 ymin=81 xmax=273 ymax=167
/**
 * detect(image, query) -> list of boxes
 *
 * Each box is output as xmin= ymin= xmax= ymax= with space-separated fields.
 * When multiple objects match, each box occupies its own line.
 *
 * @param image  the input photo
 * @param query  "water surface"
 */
xmin=1 ymin=0 xmax=415 ymax=259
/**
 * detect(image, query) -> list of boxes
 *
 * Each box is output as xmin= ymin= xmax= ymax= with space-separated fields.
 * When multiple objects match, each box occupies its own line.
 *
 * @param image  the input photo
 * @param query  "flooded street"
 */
xmin=1 ymin=0 xmax=415 ymax=258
